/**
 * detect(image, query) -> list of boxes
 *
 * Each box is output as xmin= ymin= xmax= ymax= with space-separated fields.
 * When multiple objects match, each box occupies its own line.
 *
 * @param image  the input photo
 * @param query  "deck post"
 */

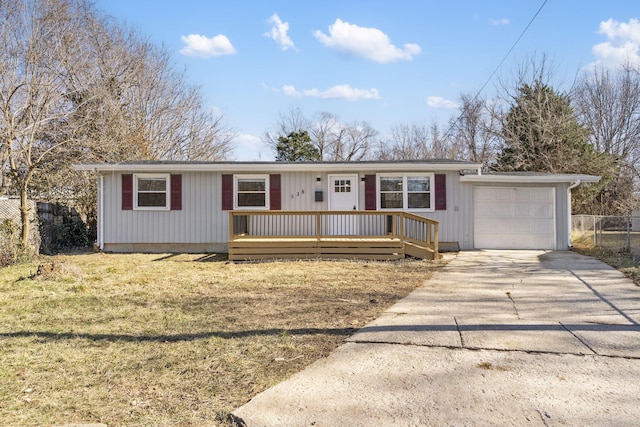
xmin=316 ymin=212 xmax=321 ymax=241
xmin=426 ymin=222 xmax=431 ymax=248
xmin=433 ymin=222 xmax=439 ymax=254
xmin=228 ymin=211 xmax=234 ymax=241
xmin=391 ymin=214 xmax=397 ymax=237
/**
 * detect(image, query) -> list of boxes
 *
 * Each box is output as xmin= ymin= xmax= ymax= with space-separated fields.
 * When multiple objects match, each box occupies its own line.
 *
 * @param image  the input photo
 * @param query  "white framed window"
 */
xmin=378 ymin=173 xmax=434 ymax=211
xmin=134 ymin=174 xmax=170 ymax=210
xmin=235 ymin=174 xmax=269 ymax=209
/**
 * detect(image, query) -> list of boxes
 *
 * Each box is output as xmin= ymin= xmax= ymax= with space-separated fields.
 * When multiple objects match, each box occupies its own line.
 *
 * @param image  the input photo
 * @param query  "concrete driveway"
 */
xmin=232 ymin=250 xmax=640 ymax=426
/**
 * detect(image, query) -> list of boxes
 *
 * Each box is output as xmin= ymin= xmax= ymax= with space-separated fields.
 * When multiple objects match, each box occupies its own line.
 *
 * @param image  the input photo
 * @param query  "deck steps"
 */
xmin=228 ymin=237 xmax=438 ymax=261
xmin=228 ymin=237 xmax=406 ymax=261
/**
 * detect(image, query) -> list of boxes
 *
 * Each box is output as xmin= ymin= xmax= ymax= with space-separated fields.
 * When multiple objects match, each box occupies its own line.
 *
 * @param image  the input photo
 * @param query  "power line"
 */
xmin=442 ymin=0 xmax=549 ymax=140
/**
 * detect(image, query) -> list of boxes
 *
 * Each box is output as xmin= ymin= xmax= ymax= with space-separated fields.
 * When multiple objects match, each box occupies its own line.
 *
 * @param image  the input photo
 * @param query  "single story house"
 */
xmin=74 ymin=160 xmax=600 ymax=259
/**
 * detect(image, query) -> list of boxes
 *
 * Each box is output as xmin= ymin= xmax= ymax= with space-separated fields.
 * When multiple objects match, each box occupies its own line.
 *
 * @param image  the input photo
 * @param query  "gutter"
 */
xmin=568 ymin=179 xmax=582 ymax=191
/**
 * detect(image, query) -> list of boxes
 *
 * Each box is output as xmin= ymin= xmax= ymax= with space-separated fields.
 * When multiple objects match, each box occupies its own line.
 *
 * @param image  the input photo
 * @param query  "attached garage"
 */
xmin=460 ymin=172 xmax=602 ymax=251
xmin=474 ymin=187 xmax=556 ymax=250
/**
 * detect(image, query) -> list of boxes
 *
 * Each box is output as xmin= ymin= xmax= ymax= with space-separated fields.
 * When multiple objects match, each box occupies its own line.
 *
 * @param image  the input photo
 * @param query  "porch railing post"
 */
xmin=433 ymin=222 xmax=439 ymax=254
xmin=391 ymin=214 xmax=397 ymax=237
xmin=228 ymin=211 xmax=234 ymax=241
xmin=316 ymin=211 xmax=321 ymax=240
xmin=426 ymin=221 xmax=431 ymax=248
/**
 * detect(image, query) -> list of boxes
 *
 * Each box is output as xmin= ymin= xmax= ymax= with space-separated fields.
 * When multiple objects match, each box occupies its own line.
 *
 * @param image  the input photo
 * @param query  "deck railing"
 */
xmin=228 ymin=210 xmax=439 ymax=259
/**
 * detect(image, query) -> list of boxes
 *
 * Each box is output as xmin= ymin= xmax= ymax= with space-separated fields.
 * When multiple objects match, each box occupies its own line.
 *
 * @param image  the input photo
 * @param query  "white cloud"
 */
xmin=590 ymin=18 xmax=640 ymax=68
xmin=282 ymin=84 xmax=381 ymax=101
xmin=426 ymin=96 xmax=459 ymax=109
xmin=232 ymin=133 xmax=274 ymax=161
xmin=313 ymin=18 xmax=421 ymax=63
xmin=491 ymin=18 xmax=510 ymax=26
xmin=265 ymin=13 xmax=295 ymax=51
xmin=180 ymin=34 xmax=236 ymax=58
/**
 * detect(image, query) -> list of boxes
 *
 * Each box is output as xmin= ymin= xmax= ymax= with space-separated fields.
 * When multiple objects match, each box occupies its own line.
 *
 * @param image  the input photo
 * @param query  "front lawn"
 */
xmin=0 ymin=252 xmax=444 ymax=426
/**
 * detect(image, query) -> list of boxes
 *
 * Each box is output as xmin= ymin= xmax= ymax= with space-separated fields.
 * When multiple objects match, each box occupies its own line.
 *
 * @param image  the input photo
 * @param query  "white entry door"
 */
xmin=474 ymin=186 xmax=556 ymax=250
xmin=328 ymin=174 xmax=358 ymax=235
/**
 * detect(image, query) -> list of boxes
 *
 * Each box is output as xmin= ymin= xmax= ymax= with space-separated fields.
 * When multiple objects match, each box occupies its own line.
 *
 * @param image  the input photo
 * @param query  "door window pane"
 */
xmin=334 ymin=179 xmax=351 ymax=193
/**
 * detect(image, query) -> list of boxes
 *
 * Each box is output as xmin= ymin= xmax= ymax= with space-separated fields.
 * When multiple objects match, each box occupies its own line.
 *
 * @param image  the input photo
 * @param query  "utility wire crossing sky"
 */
xmin=96 ymin=0 xmax=640 ymax=160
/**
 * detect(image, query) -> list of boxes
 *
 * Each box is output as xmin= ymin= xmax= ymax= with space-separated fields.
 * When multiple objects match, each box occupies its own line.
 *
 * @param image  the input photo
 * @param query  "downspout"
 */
xmin=567 ymin=180 xmax=581 ymax=248
xmin=98 ymin=174 xmax=104 ymax=251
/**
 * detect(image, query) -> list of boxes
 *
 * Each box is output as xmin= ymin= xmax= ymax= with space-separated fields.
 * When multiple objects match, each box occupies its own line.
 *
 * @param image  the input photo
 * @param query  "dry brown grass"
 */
xmin=0 ymin=252 xmax=446 ymax=426
xmin=572 ymin=237 xmax=640 ymax=286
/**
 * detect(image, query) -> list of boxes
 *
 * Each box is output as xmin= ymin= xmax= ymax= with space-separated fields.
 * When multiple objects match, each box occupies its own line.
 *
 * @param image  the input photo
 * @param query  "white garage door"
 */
xmin=474 ymin=187 xmax=556 ymax=250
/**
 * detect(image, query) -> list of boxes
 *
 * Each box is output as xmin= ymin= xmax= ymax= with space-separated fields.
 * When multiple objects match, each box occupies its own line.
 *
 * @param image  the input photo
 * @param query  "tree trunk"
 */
xmin=19 ymin=184 xmax=30 ymax=250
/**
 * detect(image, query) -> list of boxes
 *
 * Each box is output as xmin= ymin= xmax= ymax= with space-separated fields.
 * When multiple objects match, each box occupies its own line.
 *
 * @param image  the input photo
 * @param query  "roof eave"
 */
xmin=460 ymin=174 xmax=601 ymax=184
xmin=73 ymin=161 xmax=483 ymax=173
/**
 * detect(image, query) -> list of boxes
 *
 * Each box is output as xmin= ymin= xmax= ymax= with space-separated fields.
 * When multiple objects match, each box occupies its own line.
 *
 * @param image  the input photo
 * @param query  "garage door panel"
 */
xmin=514 ymin=187 xmax=552 ymax=202
xmin=512 ymin=219 xmax=533 ymax=233
xmin=533 ymin=221 xmax=554 ymax=234
xmin=514 ymin=204 xmax=531 ymax=217
xmin=475 ymin=188 xmax=500 ymax=202
xmin=496 ymin=190 xmax=513 ymax=201
xmin=532 ymin=204 xmax=554 ymax=218
xmin=476 ymin=202 xmax=513 ymax=217
xmin=474 ymin=187 xmax=555 ymax=250
xmin=513 ymin=203 xmax=553 ymax=218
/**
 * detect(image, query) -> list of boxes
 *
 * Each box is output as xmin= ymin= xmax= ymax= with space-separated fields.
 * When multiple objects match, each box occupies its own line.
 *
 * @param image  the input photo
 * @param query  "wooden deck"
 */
xmin=228 ymin=211 xmax=440 ymax=261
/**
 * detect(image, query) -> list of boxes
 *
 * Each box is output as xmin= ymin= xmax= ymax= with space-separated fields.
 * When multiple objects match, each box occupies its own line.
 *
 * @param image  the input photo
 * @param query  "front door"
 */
xmin=328 ymin=174 xmax=358 ymax=235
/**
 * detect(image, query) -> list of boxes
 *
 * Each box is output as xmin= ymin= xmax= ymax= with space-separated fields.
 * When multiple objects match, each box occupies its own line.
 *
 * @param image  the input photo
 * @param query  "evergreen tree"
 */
xmin=494 ymin=81 xmax=616 ymax=213
xmin=275 ymin=131 xmax=321 ymax=161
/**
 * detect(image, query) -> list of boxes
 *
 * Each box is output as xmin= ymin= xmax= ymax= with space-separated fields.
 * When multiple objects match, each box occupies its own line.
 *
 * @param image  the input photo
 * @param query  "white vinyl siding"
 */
xmin=98 ymin=169 xmax=574 ymax=252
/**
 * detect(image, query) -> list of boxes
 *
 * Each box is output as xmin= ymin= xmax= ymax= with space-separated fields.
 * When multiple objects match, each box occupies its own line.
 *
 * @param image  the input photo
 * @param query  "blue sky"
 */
xmin=94 ymin=1 xmax=640 ymax=161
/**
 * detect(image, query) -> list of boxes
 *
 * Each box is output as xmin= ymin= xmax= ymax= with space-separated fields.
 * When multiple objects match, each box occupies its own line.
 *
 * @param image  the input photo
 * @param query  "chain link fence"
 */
xmin=571 ymin=215 xmax=640 ymax=255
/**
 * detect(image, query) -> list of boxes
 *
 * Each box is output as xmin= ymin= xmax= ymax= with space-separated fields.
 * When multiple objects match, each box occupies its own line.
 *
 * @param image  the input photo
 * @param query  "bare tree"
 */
xmin=448 ymin=93 xmax=498 ymax=164
xmin=377 ymin=123 xmax=431 ymax=160
xmin=263 ymin=106 xmax=311 ymax=153
xmin=573 ymin=65 xmax=640 ymax=180
xmin=375 ymin=121 xmax=461 ymax=160
xmin=265 ymin=107 xmax=377 ymax=161
xmin=330 ymin=121 xmax=377 ymax=161
xmin=1 ymin=0 xmax=236 ymax=251
xmin=0 ymin=0 xmax=92 ymax=249
xmin=310 ymin=111 xmax=342 ymax=159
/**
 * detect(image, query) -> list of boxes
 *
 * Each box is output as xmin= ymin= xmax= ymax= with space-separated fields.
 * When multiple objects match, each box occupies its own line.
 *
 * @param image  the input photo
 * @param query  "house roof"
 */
xmin=460 ymin=171 xmax=601 ymax=184
xmin=73 ymin=160 xmax=483 ymax=173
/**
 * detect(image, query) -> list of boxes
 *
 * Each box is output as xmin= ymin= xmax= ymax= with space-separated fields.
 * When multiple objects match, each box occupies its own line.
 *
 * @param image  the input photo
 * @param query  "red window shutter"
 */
xmin=435 ymin=174 xmax=446 ymax=210
xmin=170 ymin=174 xmax=182 ymax=210
xmin=270 ymin=174 xmax=281 ymax=210
xmin=221 ymin=174 xmax=233 ymax=210
xmin=364 ymin=174 xmax=376 ymax=210
xmin=122 ymin=174 xmax=133 ymax=210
